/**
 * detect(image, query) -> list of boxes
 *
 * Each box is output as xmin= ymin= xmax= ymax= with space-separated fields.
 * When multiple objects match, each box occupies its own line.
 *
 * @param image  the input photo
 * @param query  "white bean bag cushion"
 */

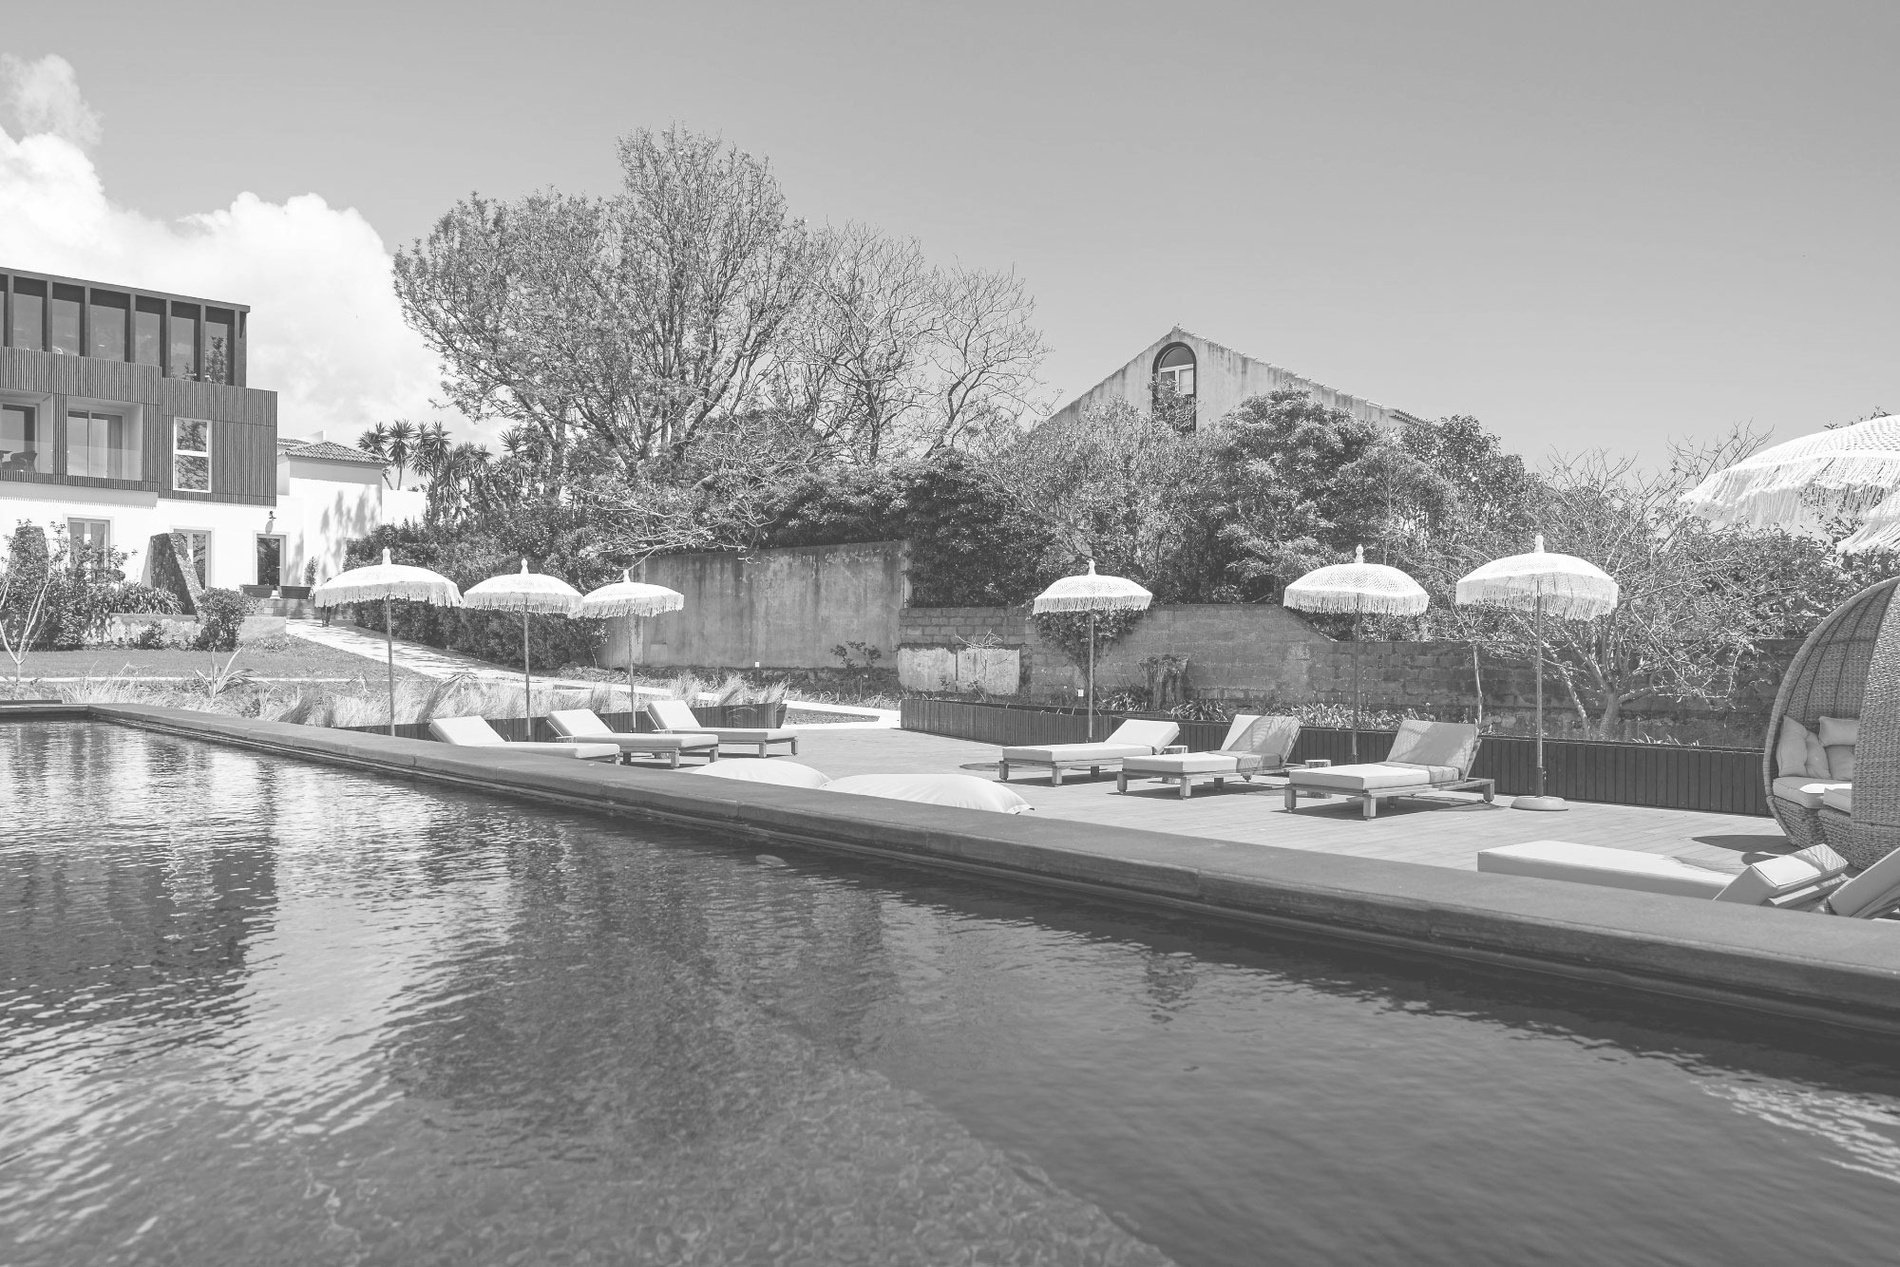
xmin=687 ymin=761 xmax=831 ymax=788
xmin=1478 ymin=840 xmax=1733 ymax=898
xmin=826 ymin=773 xmax=1034 ymax=814
xmin=1771 ymin=776 xmax=1851 ymax=810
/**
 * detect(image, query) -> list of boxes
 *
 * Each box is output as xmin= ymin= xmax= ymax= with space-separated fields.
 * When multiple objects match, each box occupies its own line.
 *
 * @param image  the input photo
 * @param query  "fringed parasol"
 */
xmin=1681 ymin=415 xmax=1900 ymax=534
xmin=1455 ymin=535 xmax=1619 ymax=810
xmin=461 ymin=560 xmax=584 ymax=714
xmin=580 ymin=571 xmax=686 ymax=713
xmin=310 ymin=548 xmax=462 ymax=737
xmin=1283 ymin=546 xmax=1428 ymax=758
xmin=1839 ymin=488 xmax=1900 ymax=555
xmin=1031 ymin=561 xmax=1153 ymax=740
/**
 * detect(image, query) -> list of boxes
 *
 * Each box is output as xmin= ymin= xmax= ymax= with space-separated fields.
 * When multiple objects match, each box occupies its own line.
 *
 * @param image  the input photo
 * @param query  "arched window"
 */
xmin=1152 ymin=342 xmax=1197 ymax=430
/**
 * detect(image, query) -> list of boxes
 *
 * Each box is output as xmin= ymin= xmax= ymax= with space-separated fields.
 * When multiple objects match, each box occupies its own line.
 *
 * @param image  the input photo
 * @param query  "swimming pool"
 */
xmin=4 ymin=721 xmax=1899 ymax=1265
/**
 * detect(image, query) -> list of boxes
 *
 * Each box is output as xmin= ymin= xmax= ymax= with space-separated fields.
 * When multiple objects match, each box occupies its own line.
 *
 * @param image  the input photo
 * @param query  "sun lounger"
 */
xmin=1116 ymin=714 xmax=1301 ymax=799
xmin=428 ymin=715 xmax=620 ymax=762
xmin=1282 ymin=720 xmax=1492 ymax=819
xmin=648 ymin=698 xmax=799 ymax=757
xmin=547 ymin=708 xmax=719 ymax=766
xmin=998 ymin=719 xmax=1180 ymax=786
xmin=1477 ymin=838 xmax=1900 ymax=917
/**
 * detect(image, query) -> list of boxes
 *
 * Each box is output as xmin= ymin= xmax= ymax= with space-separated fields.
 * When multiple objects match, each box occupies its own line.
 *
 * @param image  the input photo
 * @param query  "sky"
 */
xmin=2 ymin=0 xmax=1895 ymax=463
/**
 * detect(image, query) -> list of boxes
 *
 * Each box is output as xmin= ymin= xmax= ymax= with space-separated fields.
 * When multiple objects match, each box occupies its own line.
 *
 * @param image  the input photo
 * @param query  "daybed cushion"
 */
xmin=826 ymin=773 xmax=1033 ymax=814
xmin=1477 ymin=840 xmax=1733 ymax=898
xmin=1771 ymin=776 xmax=1852 ymax=811
xmin=1824 ymin=845 xmax=1900 ymax=919
xmin=1776 ymin=717 xmax=1818 ymax=779
xmin=1819 ymin=716 xmax=1860 ymax=748
xmin=1000 ymin=743 xmax=1153 ymax=765
xmin=1822 ymin=786 xmax=1853 ymax=815
xmin=687 ymin=760 xmax=831 ymax=788
xmin=1290 ymin=761 xmax=1464 ymax=793
xmin=1385 ymin=720 xmax=1480 ymax=776
xmin=1713 ymin=846 xmax=1850 ymax=906
xmin=1122 ymin=752 xmax=1240 ymax=776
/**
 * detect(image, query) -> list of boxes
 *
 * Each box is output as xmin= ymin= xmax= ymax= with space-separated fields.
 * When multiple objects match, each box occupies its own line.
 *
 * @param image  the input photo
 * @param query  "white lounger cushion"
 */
xmin=687 ymin=761 xmax=831 ymax=788
xmin=428 ymin=716 xmax=619 ymax=760
xmin=827 ymin=773 xmax=1033 ymax=814
xmin=648 ymin=698 xmax=795 ymax=741
xmin=1001 ymin=743 xmax=1153 ymax=764
xmin=1477 ymin=840 xmax=1734 ymax=898
xmin=1121 ymin=753 xmax=1240 ymax=776
xmin=1825 ymin=845 xmax=1900 ymax=918
xmin=1292 ymin=761 xmax=1464 ymax=792
xmin=547 ymin=709 xmax=717 ymax=749
xmin=1823 ymin=786 xmax=1853 ymax=814
xmin=1771 ymin=776 xmax=1852 ymax=810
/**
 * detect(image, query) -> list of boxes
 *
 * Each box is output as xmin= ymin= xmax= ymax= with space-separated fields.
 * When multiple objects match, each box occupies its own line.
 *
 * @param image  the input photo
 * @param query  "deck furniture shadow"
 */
xmin=998 ymin=718 xmax=1180 ymax=786
xmin=649 ymin=698 xmax=799 ymax=757
xmin=1116 ymin=714 xmax=1301 ymax=799
xmin=1282 ymin=720 xmax=1493 ymax=819
xmin=548 ymin=708 xmax=719 ymax=767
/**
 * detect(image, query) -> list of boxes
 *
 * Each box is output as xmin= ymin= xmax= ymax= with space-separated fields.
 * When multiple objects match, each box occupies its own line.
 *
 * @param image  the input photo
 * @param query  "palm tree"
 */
xmin=384 ymin=420 xmax=418 ymax=489
xmin=356 ymin=422 xmax=390 ymax=459
xmin=414 ymin=421 xmax=452 ymax=482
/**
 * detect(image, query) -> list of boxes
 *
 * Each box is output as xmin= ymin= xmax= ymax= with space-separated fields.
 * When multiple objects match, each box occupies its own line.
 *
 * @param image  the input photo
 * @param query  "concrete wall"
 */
xmin=1041 ymin=326 xmax=1415 ymax=435
xmin=609 ymin=540 xmax=910 ymax=671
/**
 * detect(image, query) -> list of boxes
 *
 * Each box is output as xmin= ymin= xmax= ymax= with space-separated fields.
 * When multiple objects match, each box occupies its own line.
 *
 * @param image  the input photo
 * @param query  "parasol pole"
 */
xmin=1087 ymin=610 xmax=1097 ymax=742
xmin=1534 ymin=588 xmax=1546 ymax=801
xmin=627 ymin=614 xmax=637 ymax=719
xmin=385 ymin=596 xmax=396 ymax=738
xmin=522 ymin=608 xmax=532 ymax=726
xmin=1351 ymin=598 xmax=1363 ymax=761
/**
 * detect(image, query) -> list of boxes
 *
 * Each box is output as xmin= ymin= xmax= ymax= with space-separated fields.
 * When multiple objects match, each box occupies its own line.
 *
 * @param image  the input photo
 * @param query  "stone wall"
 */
xmin=609 ymin=540 xmax=910 ymax=672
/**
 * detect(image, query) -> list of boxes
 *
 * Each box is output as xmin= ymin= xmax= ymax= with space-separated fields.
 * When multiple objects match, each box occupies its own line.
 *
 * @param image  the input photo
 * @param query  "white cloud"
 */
xmin=0 ymin=54 xmax=450 ymax=446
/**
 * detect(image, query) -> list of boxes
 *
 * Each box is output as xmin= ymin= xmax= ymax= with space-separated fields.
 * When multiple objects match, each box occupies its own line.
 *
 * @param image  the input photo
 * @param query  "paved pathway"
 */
xmin=779 ymin=727 xmax=1788 ymax=874
xmin=286 ymin=619 xmax=899 ymax=728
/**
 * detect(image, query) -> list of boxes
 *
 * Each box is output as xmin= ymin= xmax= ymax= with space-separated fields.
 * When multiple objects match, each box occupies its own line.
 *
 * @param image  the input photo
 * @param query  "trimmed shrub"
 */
xmin=192 ymin=588 xmax=254 ymax=651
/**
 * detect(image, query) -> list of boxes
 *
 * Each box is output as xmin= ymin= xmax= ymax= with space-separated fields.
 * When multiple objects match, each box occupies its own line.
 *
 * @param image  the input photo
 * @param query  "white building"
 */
xmin=1 ymin=264 xmax=419 ymax=595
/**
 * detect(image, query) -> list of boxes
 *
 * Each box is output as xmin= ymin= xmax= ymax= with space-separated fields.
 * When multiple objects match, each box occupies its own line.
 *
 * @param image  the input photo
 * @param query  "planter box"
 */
xmin=239 ymin=584 xmax=274 ymax=599
xmin=899 ymin=698 xmax=1769 ymax=817
xmin=278 ymin=586 xmax=312 ymax=600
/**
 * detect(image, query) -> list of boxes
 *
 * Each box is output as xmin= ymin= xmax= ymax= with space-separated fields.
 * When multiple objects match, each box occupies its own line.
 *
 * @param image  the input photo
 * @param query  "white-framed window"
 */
xmin=174 ymin=417 xmax=211 ymax=491
xmin=1 ymin=397 xmax=51 ymax=474
xmin=66 ymin=406 xmax=144 ymax=480
xmin=69 ymin=518 xmax=111 ymax=554
xmin=177 ymin=530 xmax=211 ymax=586
xmin=1154 ymin=343 xmax=1196 ymax=398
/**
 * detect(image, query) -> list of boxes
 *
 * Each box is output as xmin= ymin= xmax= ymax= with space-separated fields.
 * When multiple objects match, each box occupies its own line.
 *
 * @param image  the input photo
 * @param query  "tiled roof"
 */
xmin=278 ymin=438 xmax=388 ymax=465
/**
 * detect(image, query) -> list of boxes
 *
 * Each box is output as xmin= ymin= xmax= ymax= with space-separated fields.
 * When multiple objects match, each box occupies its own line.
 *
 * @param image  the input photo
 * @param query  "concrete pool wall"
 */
xmin=27 ymin=703 xmax=1900 ymax=1037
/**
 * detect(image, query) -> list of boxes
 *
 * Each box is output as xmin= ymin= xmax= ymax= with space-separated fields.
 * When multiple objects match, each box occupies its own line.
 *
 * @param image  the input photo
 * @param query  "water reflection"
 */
xmin=5 ymin=722 xmax=1900 ymax=1267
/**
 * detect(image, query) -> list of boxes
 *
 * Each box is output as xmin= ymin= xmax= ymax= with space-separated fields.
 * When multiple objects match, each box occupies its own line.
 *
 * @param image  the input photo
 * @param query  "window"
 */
xmin=69 ymin=519 xmax=111 ymax=565
xmin=135 ymin=297 xmax=164 ymax=367
xmin=66 ymin=409 xmax=144 ymax=480
xmin=50 ymin=284 xmax=83 ymax=356
xmin=169 ymin=303 xmax=198 ymax=379
xmin=255 ymin=534 xmax=285 ymax=587
xmin=2 ymin=402 xmax=50 ymax=474
xmin=174 ymin=417 xmax=211 ymax=491
xmin=178 ymin=531 xmax=210 ymax=586
xmin=89 ymin=291 xmax=129 ymax=360
xmin=203 ymin=308 xmax=234 ymax=384
xmin=1154 ymin=343 xmax=1196 ymax=397
xmin=9 ymin=279 xmax=45 ymax=350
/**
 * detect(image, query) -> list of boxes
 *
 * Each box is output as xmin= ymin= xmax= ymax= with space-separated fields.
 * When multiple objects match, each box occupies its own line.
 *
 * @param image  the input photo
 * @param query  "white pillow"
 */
xmin=1803 ymin=728 xmax=1832 ymax=779
xmin=1818 ymin=716 xmax=1860 ymax=748
xmin=1827 ymin=745 xmax=1857 ymax=782
xmin=1775 ymin=718 xmax=1811 ymax=779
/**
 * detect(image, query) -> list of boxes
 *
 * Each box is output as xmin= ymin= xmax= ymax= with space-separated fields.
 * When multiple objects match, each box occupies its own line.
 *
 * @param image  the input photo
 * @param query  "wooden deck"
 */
xmin=788 ymin=727 xmax=1791 ymax=875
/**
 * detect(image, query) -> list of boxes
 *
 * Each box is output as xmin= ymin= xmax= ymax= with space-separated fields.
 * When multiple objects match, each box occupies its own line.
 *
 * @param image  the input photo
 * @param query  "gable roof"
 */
xmin=278 ymin=438 xmax=388 ymax=466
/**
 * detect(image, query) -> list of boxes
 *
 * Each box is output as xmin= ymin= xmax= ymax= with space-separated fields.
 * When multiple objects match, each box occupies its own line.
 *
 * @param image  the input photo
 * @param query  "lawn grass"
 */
xmin=5 ymin=641 xmax=424 ymax=681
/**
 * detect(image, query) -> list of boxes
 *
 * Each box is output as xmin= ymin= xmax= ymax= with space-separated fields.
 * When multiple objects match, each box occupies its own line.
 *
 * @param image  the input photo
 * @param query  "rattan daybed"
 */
xmin=1763 ymin=577 xmax=1900 ymax=869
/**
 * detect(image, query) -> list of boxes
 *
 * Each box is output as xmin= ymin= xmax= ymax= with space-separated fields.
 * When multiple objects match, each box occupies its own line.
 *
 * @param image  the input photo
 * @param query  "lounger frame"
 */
xmin=998 ymin=754 xmax=1135 ymax=787
xmin=1282 ymin=775 xmax=1496 ymax=819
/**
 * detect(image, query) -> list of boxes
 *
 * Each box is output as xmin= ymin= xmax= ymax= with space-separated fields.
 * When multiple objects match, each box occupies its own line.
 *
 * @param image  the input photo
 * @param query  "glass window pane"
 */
xmin=134 ymin=298 xmax=163 ymax=366
xmin=68 ymin=519 xmax=111 ymax=562
xmin=181 ymin=532 xmax=210 ymax=585
xmin=50 ymin=284 xmax=83 ymax=356
xmin=2 ymin=403 xmax=50 ymax=473
xmin=111 ymin=413 xmax=143 ymax=480
xmin=256 ymin=536 xmax=282 ymax=586
xmin=67 ymin=410 xmax=102 ymax=477
xmin=175 ymin=418 xmax=208 ymax=453
xmin=203 ymin=309 xmax=233 ymax=384
xmin=174 ymin=454 xmax=210 ymax=491
xmin=10 ymin=280 xmax=45 ymax=351
xmin=89 ymin=292 xmax=128 ymax=360
xmin=169 ymin=303 xmax=198 ymax=379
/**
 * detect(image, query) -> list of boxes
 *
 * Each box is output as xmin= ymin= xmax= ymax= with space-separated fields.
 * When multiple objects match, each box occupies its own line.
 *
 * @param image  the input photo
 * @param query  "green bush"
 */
xmin=192 ymin=589 xmax=253 ymax=652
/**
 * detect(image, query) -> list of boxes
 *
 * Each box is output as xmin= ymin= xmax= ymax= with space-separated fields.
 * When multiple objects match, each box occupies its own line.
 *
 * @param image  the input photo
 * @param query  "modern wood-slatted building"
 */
xmin=0 ymin=264 xmax=412 ymax=592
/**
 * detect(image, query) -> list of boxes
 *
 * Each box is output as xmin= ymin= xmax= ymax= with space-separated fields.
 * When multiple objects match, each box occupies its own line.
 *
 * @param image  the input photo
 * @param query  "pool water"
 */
xmin=4 ymin=723 xmax=1900 ymax=1266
